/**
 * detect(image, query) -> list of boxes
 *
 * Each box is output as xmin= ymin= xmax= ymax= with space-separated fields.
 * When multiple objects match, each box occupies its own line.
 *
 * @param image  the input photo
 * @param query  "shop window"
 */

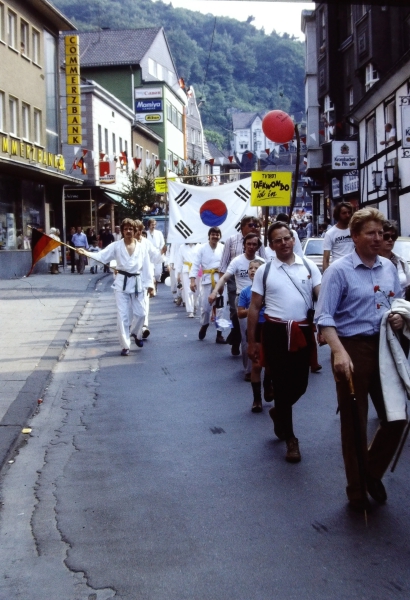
xmin=7 ymin=9 xmax=17 ymax=49
xmin=9 ymin=96 xmax=18 ymax=136
xmin=22 ymin=103 xmax=30 ymax=140
xmin=20 ymin=19 xmax=28 ymax=56
xmin=32 ymin=28 xmax=40 ymax=65
xmin=33 ymin=109 xmax=41 ymax=144
xmin=0 ymin=91 xmax=4 ymax=131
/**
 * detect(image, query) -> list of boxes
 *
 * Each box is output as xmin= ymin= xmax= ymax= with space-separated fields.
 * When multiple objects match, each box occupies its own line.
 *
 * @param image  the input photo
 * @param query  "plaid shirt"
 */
xmin=219 ymin=233 xmax=267 ymax=273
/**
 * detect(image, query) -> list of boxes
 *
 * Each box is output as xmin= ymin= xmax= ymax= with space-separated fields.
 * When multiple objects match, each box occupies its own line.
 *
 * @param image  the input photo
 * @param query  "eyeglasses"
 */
xmin=383 ymin=233 xmax=398 ymax=241
xmin=272 ymin=235 xmax=293 ymax=244
xmin=247 ymin=223 xmax=260 ymax=228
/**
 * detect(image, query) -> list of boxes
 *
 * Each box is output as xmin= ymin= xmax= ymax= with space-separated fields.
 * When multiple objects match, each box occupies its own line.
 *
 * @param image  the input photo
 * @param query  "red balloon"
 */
xmin=262 ymin=110 xmax=295 ymax=143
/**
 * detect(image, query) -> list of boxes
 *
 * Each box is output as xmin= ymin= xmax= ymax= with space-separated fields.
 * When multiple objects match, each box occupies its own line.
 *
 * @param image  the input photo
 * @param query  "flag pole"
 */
xmin=27 ymin=226 xmax=107 ymax=266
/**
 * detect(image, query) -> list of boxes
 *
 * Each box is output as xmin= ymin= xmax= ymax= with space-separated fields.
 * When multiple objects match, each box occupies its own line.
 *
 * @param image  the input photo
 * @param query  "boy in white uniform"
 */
xmin=176 ymin=243 xmax=199 ymax=317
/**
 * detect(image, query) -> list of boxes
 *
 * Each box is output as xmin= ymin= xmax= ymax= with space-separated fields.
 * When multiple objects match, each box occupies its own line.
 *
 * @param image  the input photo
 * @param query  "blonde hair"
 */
xmin=349 ymin=207 xmax=385 ymax=236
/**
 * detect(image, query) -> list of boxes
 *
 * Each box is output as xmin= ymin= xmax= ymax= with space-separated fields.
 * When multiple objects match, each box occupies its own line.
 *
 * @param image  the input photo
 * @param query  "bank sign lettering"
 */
xmin=65 ymin=35 xmax=82 ymax=145
xmin=135 ymin=99 xmax=163 ymax=113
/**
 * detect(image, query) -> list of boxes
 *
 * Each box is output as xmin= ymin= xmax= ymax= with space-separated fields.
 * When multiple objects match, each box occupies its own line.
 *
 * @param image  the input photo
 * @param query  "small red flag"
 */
xmin=265 ymin=148 xmax=270 ymax=156
xmin=209 ymin=158 xmax=214 ymax=166
xmin=174 ymin=160 xmax=179 ymax=167
xmin=247 ymin=152 xmax=253 ymax=160
xmin=27 ymin=229 xmax=61 ymax=277
xmin=228 ymin=156 xmax=233 ymax=163
xmin=155 ymin=159 xmax=161 ymax=167
xmin=191 ymin=159 xmax=197 ymax=165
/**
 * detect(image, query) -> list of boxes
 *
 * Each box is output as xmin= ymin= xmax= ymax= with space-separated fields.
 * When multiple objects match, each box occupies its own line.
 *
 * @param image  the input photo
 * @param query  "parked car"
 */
xmin=301 ymin=237 xmax=326 ymax=272
xmin=393 ymin=237 xmax=410 ymax=265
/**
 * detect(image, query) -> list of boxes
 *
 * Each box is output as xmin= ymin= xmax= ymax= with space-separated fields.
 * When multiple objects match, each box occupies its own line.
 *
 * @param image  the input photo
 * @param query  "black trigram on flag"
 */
xmin=235 ymin=221 xmax=242 ymax=232
xmin=175 ymin=189 xmax=192 ymax=206
xmin=234 ymin=185 xmax=251 ymax=202
xmin=175 ymin=220 xmax=193 ymax=239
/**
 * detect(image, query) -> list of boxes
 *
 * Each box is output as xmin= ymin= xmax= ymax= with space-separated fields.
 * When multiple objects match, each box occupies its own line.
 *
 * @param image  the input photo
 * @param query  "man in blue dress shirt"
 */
xmin=316 ymin=207 xmax=406 ymax=512
xmin=71 ymin=226 xmax=89 ymax=274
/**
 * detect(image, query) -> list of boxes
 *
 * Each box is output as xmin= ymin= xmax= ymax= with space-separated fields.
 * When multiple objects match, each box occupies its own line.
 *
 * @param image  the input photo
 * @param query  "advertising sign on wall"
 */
xmin=99 ymin=161 xmax=116 ymax=185
xmin=65 ymin=35 xmax=82 ymax=145
xmin=401 ymin=97 xmax=410 ymax=154
xmin=331 ymin=141 xmax=358 ymax=170
xmin=342 ymin=170 xmax=359 ymax=194
xmin=251 ymin=171 xmax=292 ymax=206
xmin=135 ymin=99 xmax=163 ymax=113
xmin=135 ymin=113 xmax=164 ymax=124
xmin=332 ymin=177 xmax=341 ymax=198
xmin=135 ymin=87 xmax=163 ymax=99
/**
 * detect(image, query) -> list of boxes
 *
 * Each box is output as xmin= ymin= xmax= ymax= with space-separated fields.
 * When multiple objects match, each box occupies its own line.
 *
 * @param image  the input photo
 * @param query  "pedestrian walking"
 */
xmin=219 ymin=215 xmax=267 ymax=356
xmin=247 ymin=222 xmax=321 ymax=462
xmin=237 ymin=258 xmax=266 ymax=412
xmin=78 ymin=219 xmax=152 ymax=355
xmin=45 ymin=227 xmax=61 ymax=274
xmin=315 ymin=207 xmax=406 ymax=512
xmin=323 ymin=201 xmax=354 ymax=271
xmin=190 ymin=227 xmax=226 ymax=343
xmin=71 ymin=226 xmax=89 ymax=274
xmin=210 ymin=232 xmax=265 ymax=380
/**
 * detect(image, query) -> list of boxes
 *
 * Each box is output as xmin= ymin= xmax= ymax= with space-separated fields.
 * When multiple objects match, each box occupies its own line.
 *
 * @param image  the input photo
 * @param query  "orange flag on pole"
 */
xmin=27 ymin=228 xmax=61 ymax=277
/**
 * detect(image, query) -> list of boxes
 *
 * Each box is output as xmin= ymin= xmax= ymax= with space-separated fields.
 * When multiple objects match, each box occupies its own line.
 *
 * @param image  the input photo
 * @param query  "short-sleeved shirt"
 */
xmin=238 ymin=284 xmax=265 ymax=323
xmin=323 ymin=225 xmax=354 ymax=261
xmin=226 ymin=254 xmax=265 ymax=293
xmin=252 ymin=254 xmax=321 ymax=321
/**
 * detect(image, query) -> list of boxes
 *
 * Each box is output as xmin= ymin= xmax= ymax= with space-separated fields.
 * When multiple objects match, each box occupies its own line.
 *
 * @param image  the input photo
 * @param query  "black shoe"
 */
xmin=198 ymin=324 xmax=209 ymax=340
xmin=366 ymin=475 xmax=387 ymax=504
xmin=216 ymin=333 xmax=227 ymax=344
xmin=131 ymin=334 xmax=143 ymax=348
xmin=231 ymin=343 xmax=240 ymax=356
xmin=142 ymin=328 xmax=150 ymax=339
xmin=268 ymin=407 xmax=286 ymax=441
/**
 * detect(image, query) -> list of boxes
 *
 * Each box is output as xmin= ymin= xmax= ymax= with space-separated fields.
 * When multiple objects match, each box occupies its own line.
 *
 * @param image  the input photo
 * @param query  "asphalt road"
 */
xmin=1 ymin=278 xmax=410 ymax=600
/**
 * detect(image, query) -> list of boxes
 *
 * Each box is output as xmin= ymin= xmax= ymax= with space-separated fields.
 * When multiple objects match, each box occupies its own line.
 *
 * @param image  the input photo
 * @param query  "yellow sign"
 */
xmin=251 ymin=171 xmax=292 ymax=206
xmin=1 ymin=134 xmax=65 ymax=171
xmin=155 ymin=178 xmax=168 ymax=193
xmin=65 ymin=35 xmax=81 ymax=145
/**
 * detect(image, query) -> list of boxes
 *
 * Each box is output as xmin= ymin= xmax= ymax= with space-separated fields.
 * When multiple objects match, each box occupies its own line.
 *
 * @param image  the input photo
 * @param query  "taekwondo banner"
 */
xmin=167 ymin=177 xmax=257 ymax=243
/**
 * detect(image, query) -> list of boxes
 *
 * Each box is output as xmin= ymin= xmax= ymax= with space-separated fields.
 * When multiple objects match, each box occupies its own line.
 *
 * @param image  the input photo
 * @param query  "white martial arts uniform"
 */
xmin=176 ymin=244 xmax=199 ymax=314
xmin=138 ymin=237 xmax=163 ymax=329
xmin=89 ymin=239 xmax=152 ymax=350
xmin=146 ymin=228 xmax=165 ymax=282
xmin=167 ymin=243 xmax=181 ymax=295
xmin=190 ymin=242 xmax=224 ymax=328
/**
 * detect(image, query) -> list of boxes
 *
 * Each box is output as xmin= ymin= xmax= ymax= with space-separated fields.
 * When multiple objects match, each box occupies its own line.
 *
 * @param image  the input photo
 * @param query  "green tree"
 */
xmin=119 ymin=166 xmax=157 ymax=221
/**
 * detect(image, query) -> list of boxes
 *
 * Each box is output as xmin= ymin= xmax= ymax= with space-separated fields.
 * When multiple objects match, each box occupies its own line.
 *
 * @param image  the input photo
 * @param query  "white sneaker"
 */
xmin=188 ymin=312 xmax=194 ymax=318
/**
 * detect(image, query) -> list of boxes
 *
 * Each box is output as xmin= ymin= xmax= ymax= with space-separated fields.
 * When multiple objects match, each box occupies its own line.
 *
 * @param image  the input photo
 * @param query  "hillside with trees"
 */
xmin=52 ymin=0 xmax=305 ymax=146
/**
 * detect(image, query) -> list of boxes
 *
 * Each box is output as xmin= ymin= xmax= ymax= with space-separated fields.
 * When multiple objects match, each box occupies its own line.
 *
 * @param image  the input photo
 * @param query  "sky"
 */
xmin=156 ymin=1 xmax=314 ymax=39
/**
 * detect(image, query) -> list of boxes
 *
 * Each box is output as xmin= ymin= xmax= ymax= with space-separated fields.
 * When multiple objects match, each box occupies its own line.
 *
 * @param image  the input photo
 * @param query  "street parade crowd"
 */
xmin=70 ymin=203 xmax=410 ymax=515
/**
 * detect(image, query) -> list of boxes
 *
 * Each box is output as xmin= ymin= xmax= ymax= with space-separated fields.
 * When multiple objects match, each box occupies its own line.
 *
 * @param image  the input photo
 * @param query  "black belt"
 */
xmin=117 ymin=269 xmax=140 ymax=291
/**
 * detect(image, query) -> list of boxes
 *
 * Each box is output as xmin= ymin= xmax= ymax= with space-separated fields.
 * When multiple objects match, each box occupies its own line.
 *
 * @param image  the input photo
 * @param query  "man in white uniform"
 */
xmin=190 ymin=227 xmax=226 ymax=343
xmin=146 ymin=218 xmax=165 ymax=286
xmin=248 ymin=222 xmax=321 ymax=462
xmin=323 ymin=201 xmax=354 ymax=271
xmin=176 ymin=243 xmax=199 ymax=318
xmin=79 ymin=218 xmax=152 ymax=356
xmin=135 ymin=220 xmax=165 ymax=339
xmin=209 ymin=233 xmax=265 ymax=380
xmin=113 ymin=225 xmax=122 ymax=241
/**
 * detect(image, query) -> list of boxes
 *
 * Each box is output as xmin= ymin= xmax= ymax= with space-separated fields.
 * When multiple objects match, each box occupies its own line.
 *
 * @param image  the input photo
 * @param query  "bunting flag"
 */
xmin=167 ymin=177 xmax=257 ymax=243
xmin=133 ymin=157 xmax=142 ymax=169
xmin=155 ymin=159 xmax=161 ymax=167
xmin=120 ymin=151 xmax=128 ymax=165
xmin=27 ymin=228 xmax=62 ymax=277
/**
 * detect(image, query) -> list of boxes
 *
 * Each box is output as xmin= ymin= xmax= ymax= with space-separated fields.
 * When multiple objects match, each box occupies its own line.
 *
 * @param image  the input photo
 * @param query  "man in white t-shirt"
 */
xmin=247 ymin=222 xmax=321 ymax=463
xmin=323 ymin=201 xmax=354 ymax=271
xmin=209 ymin=232 xmax=265 ymax=379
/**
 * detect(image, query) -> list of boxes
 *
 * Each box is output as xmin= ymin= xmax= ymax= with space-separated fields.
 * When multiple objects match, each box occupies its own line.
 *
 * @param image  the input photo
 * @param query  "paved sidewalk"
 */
xmin=0 ymin=269 xmax=111 ymax=468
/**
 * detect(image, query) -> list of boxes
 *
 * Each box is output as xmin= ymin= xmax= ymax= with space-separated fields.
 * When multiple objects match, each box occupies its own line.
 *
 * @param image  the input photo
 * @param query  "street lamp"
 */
xmin=372 ymin=170 xmax=382 ymax=191
xmin=384 ymin=164 xmax=396 ymax=186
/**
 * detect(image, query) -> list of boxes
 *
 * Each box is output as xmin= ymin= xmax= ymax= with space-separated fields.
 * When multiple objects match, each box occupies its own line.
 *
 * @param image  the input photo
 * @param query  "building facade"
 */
xmin=232 ymin=112 xmax=276 ymax=164
xmin=68 ymin=28 xmax=186 ymax=177
xmin=303 ymin=4 xmax=410 ymax=231
xmin=0 ymin=0 xmax=80 ymax=277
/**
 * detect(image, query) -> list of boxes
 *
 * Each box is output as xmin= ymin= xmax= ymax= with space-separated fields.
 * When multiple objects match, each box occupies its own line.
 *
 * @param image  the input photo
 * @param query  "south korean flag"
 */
xmin=168 ymin=177 xmax=257 ymax=243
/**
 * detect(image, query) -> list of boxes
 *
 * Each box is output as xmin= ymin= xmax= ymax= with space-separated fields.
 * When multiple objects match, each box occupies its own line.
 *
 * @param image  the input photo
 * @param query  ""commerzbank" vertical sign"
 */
xmin=65 ymin=35 xmax=82 ymax=145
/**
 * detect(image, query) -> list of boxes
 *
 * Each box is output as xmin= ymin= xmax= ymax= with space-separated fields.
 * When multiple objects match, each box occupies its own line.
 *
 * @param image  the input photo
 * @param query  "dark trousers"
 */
xmin=69 ymin=249 xmax=75 ymax=272
xmin=334 ymin=335 xmax=406 ymax=502
xmin=227 ymin=278 xmax=241 ymax=346
xmin=262 ymin=320 xmax=310 ymax=440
